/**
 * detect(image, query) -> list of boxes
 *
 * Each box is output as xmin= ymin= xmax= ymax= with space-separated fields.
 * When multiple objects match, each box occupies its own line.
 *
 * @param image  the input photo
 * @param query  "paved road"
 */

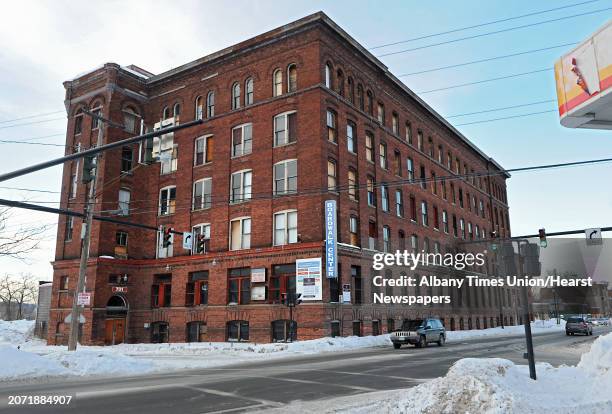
xmin=1 ymin=326 xmax=609 ymax=414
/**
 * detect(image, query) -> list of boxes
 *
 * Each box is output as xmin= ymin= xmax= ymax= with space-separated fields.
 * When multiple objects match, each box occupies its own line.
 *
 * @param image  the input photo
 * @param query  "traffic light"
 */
xmin=538 ymin=228 xmax=547 ymax=248
xmin=81 ymin=154 xmax=96 ymax=183
xmin=196 ymin=234 xmax=206 ymax=254
xmin=162 ymin=227 xmax=173 ymax=248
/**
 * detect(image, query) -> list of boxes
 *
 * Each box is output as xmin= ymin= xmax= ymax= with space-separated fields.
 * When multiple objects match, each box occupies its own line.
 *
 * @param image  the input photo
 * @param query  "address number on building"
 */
xmin=112 ymin=286 xmax=128 ymax=293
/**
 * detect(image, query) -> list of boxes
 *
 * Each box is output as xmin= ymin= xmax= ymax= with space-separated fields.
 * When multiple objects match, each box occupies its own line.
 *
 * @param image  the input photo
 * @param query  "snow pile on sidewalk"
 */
xmin=0 ymin=319 xmax=39 ymax=345
xmin=448 ymin=318 xmax=565 ymax=341
xmin=347 ymin=332 xmax=612 ymax=414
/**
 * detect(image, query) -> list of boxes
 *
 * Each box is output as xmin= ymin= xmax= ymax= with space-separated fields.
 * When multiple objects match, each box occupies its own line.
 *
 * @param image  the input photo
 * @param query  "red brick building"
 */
xmin=49 ymin=12 xmax=515 ymax=346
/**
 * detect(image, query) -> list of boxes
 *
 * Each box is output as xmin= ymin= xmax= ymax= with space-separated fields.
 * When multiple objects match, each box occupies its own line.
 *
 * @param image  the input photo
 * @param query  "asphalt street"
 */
xmin=1 ymin=326 xmax=609 ymax=414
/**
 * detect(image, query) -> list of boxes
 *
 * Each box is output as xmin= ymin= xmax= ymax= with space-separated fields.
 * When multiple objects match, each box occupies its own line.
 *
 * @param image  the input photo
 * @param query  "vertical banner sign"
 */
xmin=325 ymin=200 xmax=338 ymax=279
xmin=296 ymin=258 xmax=322 ymax=301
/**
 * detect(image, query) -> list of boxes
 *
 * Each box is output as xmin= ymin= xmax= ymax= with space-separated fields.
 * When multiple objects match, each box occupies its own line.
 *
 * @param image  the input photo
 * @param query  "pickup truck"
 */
xmin=390 ymin=318 xmax=446 ymax=349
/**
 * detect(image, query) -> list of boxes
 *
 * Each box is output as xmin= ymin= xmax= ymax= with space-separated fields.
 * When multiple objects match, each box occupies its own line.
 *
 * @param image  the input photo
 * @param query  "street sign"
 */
xmin=112 ymin=286 xmax=128 ymax=293
xmin=585 ymin=228 xmax=602 ymax=245
xmin=77 ymin=292 xmax=91 ymax=306
xmin=342 ymin=284 xmax=351 ymax=303
xmin=183 ymin=231 xmax=193 ymax=250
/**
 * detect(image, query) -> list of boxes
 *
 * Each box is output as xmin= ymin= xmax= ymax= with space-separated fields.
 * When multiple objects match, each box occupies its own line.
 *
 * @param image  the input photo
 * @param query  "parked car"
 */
xmin=566 ymin=317 xmax=593 ymax=336
xmin=596 ymin=318 xmax=610 ymax=326
xmin=390 ymin=318 xmax=446 ymax=349
xmin=587 ymin=318 xmax=598 ymax=326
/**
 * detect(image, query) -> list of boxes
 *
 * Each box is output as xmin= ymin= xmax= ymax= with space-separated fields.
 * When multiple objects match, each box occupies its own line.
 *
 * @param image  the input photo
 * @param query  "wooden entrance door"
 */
xmin=105 ymin=319 xmax=125 ymax=345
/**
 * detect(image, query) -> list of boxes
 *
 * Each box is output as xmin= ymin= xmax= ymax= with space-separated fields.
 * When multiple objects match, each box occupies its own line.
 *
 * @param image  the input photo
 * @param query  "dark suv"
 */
xmin=390 ymin=318 xmax=446 ymax=348
xmin=566 ymin=317 xmax=593 ymax=336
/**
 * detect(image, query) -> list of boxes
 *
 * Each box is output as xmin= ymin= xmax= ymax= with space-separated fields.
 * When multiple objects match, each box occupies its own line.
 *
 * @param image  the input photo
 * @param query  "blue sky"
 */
xmin=0 ymin=0 xmax=611 ymax=279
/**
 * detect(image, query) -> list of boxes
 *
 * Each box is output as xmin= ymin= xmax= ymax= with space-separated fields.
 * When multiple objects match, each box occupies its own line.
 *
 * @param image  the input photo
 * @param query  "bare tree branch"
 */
xmin=0 ymin=207 xmax=54 ymax=260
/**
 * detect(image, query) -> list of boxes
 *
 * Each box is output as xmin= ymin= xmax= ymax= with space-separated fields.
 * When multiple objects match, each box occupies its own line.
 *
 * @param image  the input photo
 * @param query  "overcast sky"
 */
xmin=1 ymin=0 xmax=611 ymax=281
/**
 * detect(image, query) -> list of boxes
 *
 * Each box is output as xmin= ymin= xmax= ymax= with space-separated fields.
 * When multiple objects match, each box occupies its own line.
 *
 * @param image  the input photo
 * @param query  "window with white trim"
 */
xmin=421 ymin=201 xmax=428 ymax=226
xmin=245 ymin=78 xmax=254 ymax=105
xmin=287 ymin=64 xmax=297 ymax=92
xmin=365 ymin=132 xmax=374 ymax=162
xmin=382 ymin=226 xmax=391 ymax=253
xmin=231 ymin=170 xmax=252 ymax=203
xmin=230 ymin=217 xmax=251 ymax=250
xmin=273 ymin=210 xmax=297 ymax=246
xmin=194 ymin=135 xmax=213 ymax=166
xmin=381 ymin=184 xmax=389 ymax=212
xmin=379 ymin=142 xmax=387 ymax=169
xmin=347 ymin=122 xmax=356 ymax=153
xmin=407 ymin=157 xmax=414 ymax=181
xmin=231 ymin=82 xmax=241 ymax=109
xmin=159 ymin=186 xmax=176 ymax=215
xmin=193 ymin=178 xmax=212 ymax=210
xmin=192 ymin=223 xmax=210 ymax=254
xmin=274 ymin=159 xmax=297 ymax=195
xmin=326 ymin=110 xmax=337 ymax=143
xmin=206 ymin=91 xmax=215 ymax=118
xmin=349 ymin=216 xmax=359 ymax=246
xmin=348 ymin=168 xmax=358 ymax=201
xmin=273 ymin=69 xmax=283 ymax=96
xmin=118 ymin=188 xmax=130 ymax=216
xmin=325 ymin=64 xmax=332 ymax=88
xmin=327 ymin=159 xmax=337 ymax=191
xmin=274 ymin=111 xmax=297 ymax=146
xmin=232 ymin=123 xmax=252 ymax=157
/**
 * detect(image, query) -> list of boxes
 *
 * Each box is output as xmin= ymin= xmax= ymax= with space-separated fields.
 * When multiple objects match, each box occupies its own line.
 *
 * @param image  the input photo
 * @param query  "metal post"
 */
xmin=289 ymin=299 xmax=293 ymax=343
xmin=67 ymin=125 xmax=104 ymax=351
xmin=518 ymin=240 xmax=536 ymax=380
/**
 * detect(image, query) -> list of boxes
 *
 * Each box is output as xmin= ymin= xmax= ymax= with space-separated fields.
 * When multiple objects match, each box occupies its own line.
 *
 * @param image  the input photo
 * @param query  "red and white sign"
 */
xmin=77 ymin=292 xmax=91 ymax=306
xmin=112 ymin=286 xmax=128 ymax=293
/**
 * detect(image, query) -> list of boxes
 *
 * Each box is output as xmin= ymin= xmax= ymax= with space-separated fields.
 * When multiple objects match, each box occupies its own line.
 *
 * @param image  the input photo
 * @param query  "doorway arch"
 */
xmin=105 ymin=295 xmax=128 ymax=345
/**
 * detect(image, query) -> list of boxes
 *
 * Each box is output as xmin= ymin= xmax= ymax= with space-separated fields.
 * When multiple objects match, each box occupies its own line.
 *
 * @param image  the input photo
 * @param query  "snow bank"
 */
xmin=0 ymin=346 xmax=68 ymax=381
xmin=0 ymin=319 xmax=37 ymax=345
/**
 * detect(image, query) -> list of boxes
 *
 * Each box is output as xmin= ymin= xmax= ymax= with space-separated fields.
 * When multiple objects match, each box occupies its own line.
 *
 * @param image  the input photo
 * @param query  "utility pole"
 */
xmin=517 ymin=239 xmax=536 ymax=380
xmin=68 ymin=119 xmax=104 ymax=351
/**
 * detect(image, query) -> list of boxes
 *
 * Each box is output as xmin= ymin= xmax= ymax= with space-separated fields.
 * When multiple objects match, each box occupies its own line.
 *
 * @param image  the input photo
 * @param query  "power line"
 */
xmin=417 ymin=68 xmax=553 ymax=94
xmin=0 ymin=133 xmax=64 ymax=143
xmin=445 ymin=99 xmax=556 ymax=118
xmin=0 ymin=139 xmax=66 ymax=147
xmin=0 ymin=117 xmax=65 ymax=130
xmin=0 ymin=186 xmax=60 ymax=194
xmin=454 ymin=109 xmax=558 ymax=126
xmin=397 ymin=42 xmax=578 ymax=77
xmin=369 ymin=0 xmax=601 ymax=49
xmin=377 ymin=7 xmax=612 ymax=58
xmin=0 ymin=110 xmax=64 ymax=124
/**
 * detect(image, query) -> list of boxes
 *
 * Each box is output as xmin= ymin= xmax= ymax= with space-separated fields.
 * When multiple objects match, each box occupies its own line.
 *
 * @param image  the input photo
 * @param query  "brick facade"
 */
xmin=48 ymin=12 xmax=516 ymax=346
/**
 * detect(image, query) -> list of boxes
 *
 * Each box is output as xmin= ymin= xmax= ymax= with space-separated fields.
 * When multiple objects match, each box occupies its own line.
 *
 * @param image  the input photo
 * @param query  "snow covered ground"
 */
xmin=0 ymin=319 xmax=566 ymax=383
xmin=269 ymin=331 xmax=612 ymax=413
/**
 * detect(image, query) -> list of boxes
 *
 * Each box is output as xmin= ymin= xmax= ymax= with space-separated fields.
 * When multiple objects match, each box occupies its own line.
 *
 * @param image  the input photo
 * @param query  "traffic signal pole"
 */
xmin=67 ymin=124 xmax=104 ymax=351
xmin=517 ymin=239 xmax=536 ymax=380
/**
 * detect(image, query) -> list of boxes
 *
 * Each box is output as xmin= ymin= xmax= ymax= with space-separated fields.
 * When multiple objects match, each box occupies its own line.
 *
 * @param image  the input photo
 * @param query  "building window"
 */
xmin=121 ymin=147 xmax=133 ymax=173
xmin=173 ymin=103 xmax=181 ymax=119
xmin=417 ymin=130 xmax=423 ymax=151
xmin=357 ymin=84 xmax=364 ymax=110
xmin=230 ymin=217 xmax=251 ymax=250
xmin=352 ymin=266 xmax=362 ymax=304
xmin=274 ymin=111 xmax=297 ymax=146
xmin=347 ymin=77 xmax=354 ymax=103
xmin=272 ymin=320 xmax=297 ymax=342
xmin=367 ymin=176 xmax=376 ymax=207
xmin=379 ymin=142 xmax=387 ymax=169
xmin=269 ymin=264 xmax=296 ymax=304
xmin=118 ymin=188 xmax=130 ymax=216
xmin=195 ymin=96 xmax=204 ymax=120
xmin=395 ymin=189 xmax=404 ymax=217
xmin=381 ymin=184 xmax=389 ymax=212
xmin=186 ymin=321 xmax=207 ymax=342
xmin=336 ymin=69 xmax=344 ymax=95
xmin=64 ymin=216 xmax=73 ymax=242
xmin=428 ymin=137 xmax=434 ymax=158
xmin=377 ymin=102 xmax=385 ymax=124
xmin=152 ymin=124 xmax=178 ymax=174
xmin=228 ymin=268 xmax=251 ymax=304
xmin=459 ymin=188 xmax=464 ymax=208
xmin=162 ymin=106 xmax=170 ymax=121
xmin=74 ymin=110 xmax=83 ymax=135
xmin=349 ymin=215 xmax=359 ymax=246
xmin=193 ymin=178 xmax=212 ymax=210
xmin=460 ymin=218 xmax=466 ymax=239
xmin=287 ymin=64 xmax=297 ymax=93
xmin=368 ymin=220 xmax=378 ymax=250
xmin=366 ymin=90 xmax=373 ymax=115
xmin=452 ymin=215 xmax=458 ymax=237
xmin=327 ymin=159 xmax=337 ymax=191
xmin=325 ymin=63 xmax=332 ymax=88
xmin=69 ymin=161 xmax=78 ymax=199
xmin=409 ymin=195 xmax=417 ymax=221
xmin=392 ymin=113 xmax=399 ymax=134
xmin=393 ymin=150 xmax=402 ymax=176
xmin=382 ymin=226 xmax=391 ymax=252
xmin=192 ymin=223 xmax=211 ymax=254
xmin=347 ymin=122 xmax=356 ymax=153
xmin=231 ymin=82 xmax=241 ymax=109
xmin=273 ymin=210 xmax=298 ymax=246
xmin=326 ymin=110 xmax=337 ymax=143
xmin=206 ymin=91 xmax=215 ymax=118
xmin=59 ymin=275 xmax=69 ymax=291
xmin=398 ymin=230 xmax=406 ymax=250
xmin=245 ymin=78 xmax=254 ymax=105
xmin=348 ymin=168 xmax=358 ymax=201
xmin=232 ymin=123 xmax=253 ymax=157
xmin=468 ymin=222 xmax=473 ymax=239
xmin=151 ymin=275 xmax=172 ymax=308
xmin=410 ymin=234 xmax=418 ymax=252
xmin=159 ymin=186 xmax=176 ymax=215
xmin=231 ymin=170 xmax=252 ymax=203
xmin=438 ymin=145 xmax=443 ymax=164
xmin=433 ymin=205 xmax=440 ymax=230
xmin=451 ymin=183 xmax=456 ymax=204
xmin=365 ymin=132 xmax=374 ymax=162
xmin=186 ymin=271 xmax=209 ymax=307
xmin=407 ymin=158 xmax=414 ymax=181
xmin=419 ymin=165 xmax=427 ymax=189
xmin=116 ymin=231 xmax=128 ymax=247
xmin=194 ymin=135 xmax=213 ymax=165
xmin=405 ymin=122 xmax=412 ymax=144
xmin=353 ymin=320 xmax=362 ymax=336
xmin=91 ymin=106 xmax=102 ymax=130
xmin=273 ymin=69 xmax=283 ymax=96
xmin=151 ymin=322 xmax=169 ymax=343
xmin=227 ymin=320 xmax=249 ymax=341
xmin=421 ymin=201 xmax=428 ymax=226
xmin=274 ymin=159 xmax=297 ymax=195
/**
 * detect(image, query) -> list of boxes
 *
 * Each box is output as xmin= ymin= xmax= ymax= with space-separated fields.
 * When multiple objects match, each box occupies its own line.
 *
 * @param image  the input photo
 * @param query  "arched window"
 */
xmin=122 ymin=106 xmax=139 ymax=133
xmin=173 ymin=103 xmax=181 ymax=119
xmin=336 ymin=69 xmax=344 ymax=96
xmin=206 ymin=91 xmax=215 ymax=118
xmin=287 ymin=64 xmax=297 ymax=93
xmin=74 ymin=108 xmax=83 ymax=135
xmin=357 ymin=84 xmax=364 ymax=110
xmin=325 ymin=63 xmax=332 ymax=88
xmin=245 ymin=78 xmax=254 ymax=105
xmin=162 ymin=106 xmax=170 ymax=120
xmin=195 ymin=96 xmax=203 ymax=120
xmin=347 ymin=77 xmax=354 ymax=103
xmin=273 ymin=69 xmax=282 ymax=97
xmin=366 ymin=90 xmax=373 ymax=115
xmin=231 ymin=82 xmax=241 ymax=109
